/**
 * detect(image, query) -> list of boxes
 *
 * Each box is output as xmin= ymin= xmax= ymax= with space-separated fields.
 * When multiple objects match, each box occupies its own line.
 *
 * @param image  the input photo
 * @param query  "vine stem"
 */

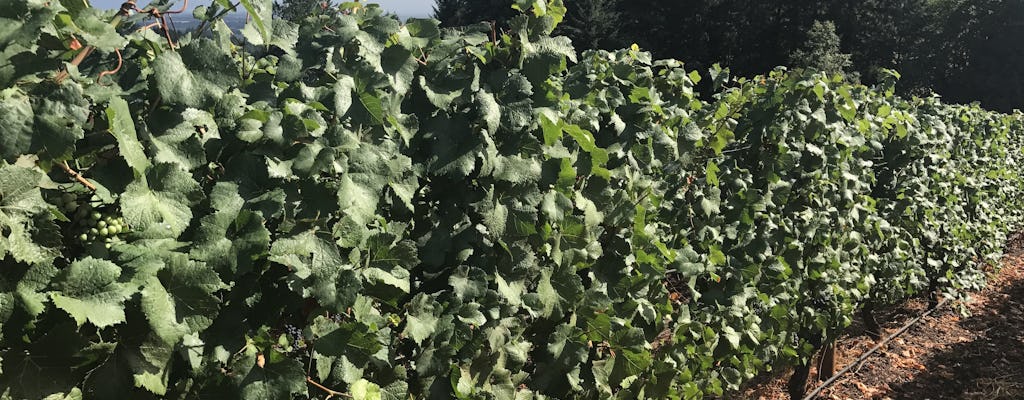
xmin=54 ymin=42 xmax=96 ymax=84
xmin=130 ymin=0 xmax=188 ymax=49
xmin=96 ymin=48 xmax=123 ymax=85
xmin=305 ymin=376 xmax=352 ymax=399
xmin=415 ymin=47 xmax=429 ymax=66
xmin=54 ymin=1 xmax=132 ymax=83
xmin=194 ymin=1 xmax=240 ymax=36
xmin=60 ymin=161 xmax=97 ymax=191
xmin=136 ymin=22 xmax=162 ymax=33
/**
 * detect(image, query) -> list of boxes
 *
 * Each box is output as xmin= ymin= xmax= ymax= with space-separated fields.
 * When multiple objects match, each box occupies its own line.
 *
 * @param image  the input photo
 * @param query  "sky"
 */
xmin=90 ymin=0 xmax=434 ymax=18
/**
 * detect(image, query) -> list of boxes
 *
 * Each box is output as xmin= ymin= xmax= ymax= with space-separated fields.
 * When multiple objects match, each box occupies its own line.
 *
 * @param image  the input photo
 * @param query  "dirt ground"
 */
xmin=732 ymin=234 xmax=1024 ymax=400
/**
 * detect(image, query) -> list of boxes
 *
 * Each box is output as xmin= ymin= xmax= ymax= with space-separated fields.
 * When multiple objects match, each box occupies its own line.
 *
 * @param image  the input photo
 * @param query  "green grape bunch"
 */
xmin=78 ymin=211 xmax=128 ymax=249
xmin=52 ymin=192 xmax=131 ymax=251
xmin=54 ymin=191 xmax=79 ymax=215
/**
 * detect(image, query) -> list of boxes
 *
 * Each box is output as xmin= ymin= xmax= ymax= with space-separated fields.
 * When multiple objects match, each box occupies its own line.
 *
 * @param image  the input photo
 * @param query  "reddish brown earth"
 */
xmin=730 ymin=235 xmax=1024 ymax=400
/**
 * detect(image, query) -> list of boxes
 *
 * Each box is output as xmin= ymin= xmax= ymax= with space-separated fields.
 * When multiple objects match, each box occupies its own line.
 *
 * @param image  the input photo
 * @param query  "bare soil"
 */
xmin=732 ymin=234 xmax=1024 ymax=400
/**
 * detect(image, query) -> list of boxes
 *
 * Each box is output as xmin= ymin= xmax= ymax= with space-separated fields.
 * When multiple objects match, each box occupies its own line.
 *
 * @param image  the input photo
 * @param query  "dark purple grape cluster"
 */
xmin=284 ymin=324 xmax=303 ymax=346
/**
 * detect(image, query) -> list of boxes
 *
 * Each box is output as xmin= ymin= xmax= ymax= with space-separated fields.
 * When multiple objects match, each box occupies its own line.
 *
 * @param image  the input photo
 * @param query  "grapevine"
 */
xmin=0 ymin=1 xmax=1021 ymax=399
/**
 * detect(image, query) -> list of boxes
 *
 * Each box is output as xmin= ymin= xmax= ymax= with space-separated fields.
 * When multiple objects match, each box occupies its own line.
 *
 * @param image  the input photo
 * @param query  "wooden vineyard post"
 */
xmin=928 ymin=278 xmax=940 ymax=310
xmin=789 ymin=336 xmax=837 ymax=399
xmin=818 ymin=341 xmax=837 ymax=380
xmin=862 ymin=303 xmax=882 ymax=341
xmin=788 ymin=360 xmax=813 ymax=400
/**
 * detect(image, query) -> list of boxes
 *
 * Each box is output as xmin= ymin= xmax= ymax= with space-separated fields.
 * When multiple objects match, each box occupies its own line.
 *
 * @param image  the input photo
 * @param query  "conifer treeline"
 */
xmin=428 ymin=0 xmax=1024 ymax=112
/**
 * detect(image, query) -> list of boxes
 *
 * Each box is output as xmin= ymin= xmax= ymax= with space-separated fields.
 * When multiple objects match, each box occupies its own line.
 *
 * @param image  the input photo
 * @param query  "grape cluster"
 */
xmin=78 ymin=211 xmax=128 ymax=248
xmin=54 ymin=192 xmax=80 ymax=215
xmin=283 ymin=325 xmax=304 ymax=346
xmin=282 ymin=324 xmax=307 ymax=354
xmin=57 ymin=193 xmax=130 ymax=249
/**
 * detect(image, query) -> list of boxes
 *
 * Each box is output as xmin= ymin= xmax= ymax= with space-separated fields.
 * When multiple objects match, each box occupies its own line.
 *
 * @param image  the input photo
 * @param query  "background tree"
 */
xmin=432 ymin=0 xmax=468 ymax=26
xmin=553 ymin=0 xmax=624 ymax=50
xmin=432 ymin=0 xmax=1024 ymax=111
xmin=826 ymin=0 xmax=928 ymax=82
xmin=432 ymin=0 xmax=516 ymax=28
xmin=913 ymin=0 xmax=1024 ymax=111
xmin=614 ymin=0 xmax=825 ymax=78
xmin=788 ymin=20 xmax=853 ymax=76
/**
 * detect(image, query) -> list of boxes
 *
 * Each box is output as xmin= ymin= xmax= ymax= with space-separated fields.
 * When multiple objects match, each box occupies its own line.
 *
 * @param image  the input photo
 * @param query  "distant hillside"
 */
xmin=166 ymin=13 xmax=247 ymax=31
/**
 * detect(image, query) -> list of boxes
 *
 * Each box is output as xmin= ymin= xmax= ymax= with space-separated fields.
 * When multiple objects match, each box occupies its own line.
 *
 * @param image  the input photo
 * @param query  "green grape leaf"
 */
xmin=41 ymin=388 xmax=83 ymax=400
xmin=313 ymin=322 xmax=382 ymax=366
xmin=359 ymin=235 xmax=417 ymax=304
xmin=0 ymin=88 xmax=33 ymax=161
xmin=529 ymin=263 xmax=583 ymax=318
xmin=357 ymin=91 xmax=385 ymax=126
xmin=135 ymin=251 xmax=223 ymax=346
xmin=31 ymin=81 xmax=89 ymax=160
xmin=50 ymin=257 xmax=132 ymax=328
xmin=106 ymin=97 xmax=150 ymax=175
xmin=380 ymin=381 xmax=409 ymax=400
xmin=73 ymin=8 xmax=127 ymax=51
xmin=127 ymin=333 xmax=177 ymax=395
xmin=190 ymin=182 xmax=271 ymax=275
xmin=239 ymin=0 xmax=273 ymax=45
xmin=140 ymin=277 xmax=188 ymax=344
xmin=418 ymin=75 xmax=463 ymax=110
xmin=706 ymin=161 xmax=720 ymax=187
xmin=337 ymin=175 xmax=379 ymax=226
xmin=152 ymin=40 xmax=236 ymax=108
xmin=608 ymin=350 xmax=652 ymax=387
xmin=158 ymin=257 xmax=224 ymax=333
xmin=269 ymin=18 xmax=298 ymax=55
xmin=722 ymin=326 xmax=741 ymax=349
xmin=148 ymin=108 xmax=218 ymax=171
xmin=476 ymin=90 xmax=501 ymax=133
xmin=0 ymin=164 xmax=60 ymax=265
xmin=152 ymin=52 xmax=212 ymax=108
xmin=13 ymin=262 xmax=59 ymax=317
xmin=381 ymin=46 xmax=418 ymax=95
xmin=238 ymin=357 xmax=307 ymax=400
xmin=351 ymin=379 xmax=382 ymax=400
xmin=403 ymin=293 xmax=439 ymax=345
xmin=270 ymin=231 xmax=359 ymax=310
xmin=120 ymin=163 xmax=204 ymax=239
xmin=334 ymin=76 xmax=355 ymax=116
xmin=398 ymin=18 xmax=439 ymax=50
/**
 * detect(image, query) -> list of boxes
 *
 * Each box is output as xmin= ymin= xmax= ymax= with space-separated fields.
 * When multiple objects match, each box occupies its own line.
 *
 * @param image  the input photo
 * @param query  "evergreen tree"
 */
xmin=788 ymin=20 xmax=853 ymax=76
xmin=614 ymin=0 xmax=824 ymax=78
xmin=554 ymin=0 xmax=623 ymax=50
xmin=916 ymin=0 xmax=1024 ymax=111
xmin=433 ymin=0 xmax=516 ymax=28
xmin=430 ymin=0 xmax=1024 ymax=110
xmin=432 ymin=0 xmax=469 ymax=26
xmin=826 ymin=0 xmax=929 ymax=81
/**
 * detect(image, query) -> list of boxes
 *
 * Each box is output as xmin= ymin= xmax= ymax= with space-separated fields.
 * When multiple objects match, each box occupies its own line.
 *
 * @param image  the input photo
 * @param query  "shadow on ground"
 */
xmin=890 ymin=266 xmax=1024 ymax=399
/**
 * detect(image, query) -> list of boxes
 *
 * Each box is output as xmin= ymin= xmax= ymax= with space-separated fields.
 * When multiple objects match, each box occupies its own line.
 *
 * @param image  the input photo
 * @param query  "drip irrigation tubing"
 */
xmin=801 ymin=297 xmax=951 ymax=400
